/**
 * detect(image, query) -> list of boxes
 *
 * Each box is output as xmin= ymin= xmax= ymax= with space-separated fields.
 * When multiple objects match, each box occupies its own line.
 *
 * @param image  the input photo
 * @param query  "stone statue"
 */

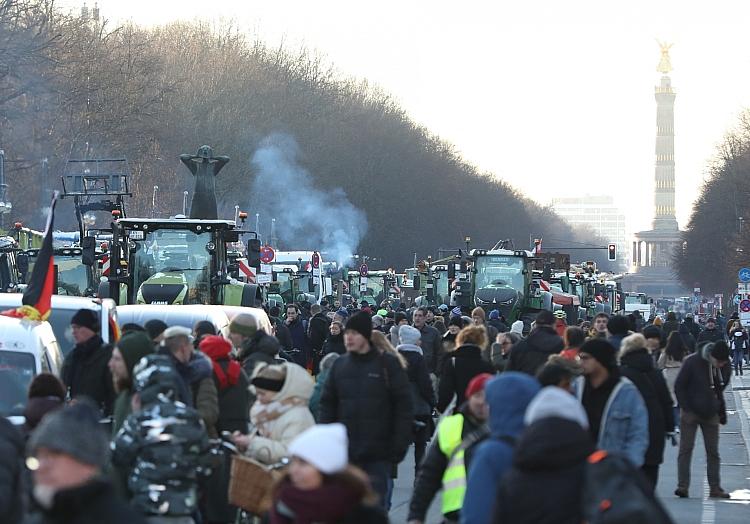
xmin=179 ymin=145 xmax=229 ymax=220
xmin=657 ymin=41 xmax=673 ymax=74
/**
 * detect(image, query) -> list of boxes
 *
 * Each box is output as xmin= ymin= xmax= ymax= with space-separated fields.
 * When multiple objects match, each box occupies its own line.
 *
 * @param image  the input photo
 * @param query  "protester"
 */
xmin=112 ymin=355 xmax=212 ymax=522
xmin=60 ymin=308 xmax=115 ymax=416
xmin=728 ymin=321 xmax=747 ymax=376
xmin=309 ymin=303 xmax=331 ymax=372
xmin=560 ymin=326 xmax=585 ymax=360
xmin=619 ymin=333 xmax=675 ymax=491
xmin=492 ymin=386 xmax=593 ymax=524
xmin=471 ymin=307 xmax=498 ymax=357
xmin=590 ymin=313 xmax=609 ymax=339
xmin=506 ymin=310 xmax=564 ymax=376
xmin=269 ymin=423 xmax=388 ymax=524
xmin=322 ymin=320 xmax=346 ymax=355
xmin=158 ymin=326 xmax=219 ymax=437
xmin=437 ymin=326 xmax=495 ymax=413
xmin=677 ymin=323 xmax=696 ymax=353
xmin=319 ymin=311 xmax=413 ymax=505
xmin=286 ymin=304 xmax=312 ymax=369
xmin=192 ymin=320 xmax=217 ymax=347
xmin=413 ymin=306 xmax=443 ymax=374
xmin=397 ymin=325 xmax=436 ymax=475
xmin=144 ymin=319 xmax=168 ymax=345
xmin=22 ymin=373 xmax=66 ymax=436
xmin=574 ymin=338 xmax=648 ymax=467
xmin=697 ymin=318 xmax=723 ymax=345
xmin=408 ymin=373 xmax=492 ymax=524
xmin=108 ymin=331 xmax=155 ymax=435
xmin=28 ymin=403 xmax=145 ymax=524
xmin=509 ymin=320 xmax=525 ymax=337
xmin=0 ymin=417 xmax=23 ymax=523
xmin=489 ymin=332 xmax=521 ymax=372
xmin=662 ymin=311 xmax=680 ymax=339
xmin=232 ymin=362 xmax=315 ymax=464
xmin=487 ymin=310 xmax=508 ymax=334
xmin=674 ymin=341 xmax=732 ymax=498
xmin=442 ymin=316 xmax=463 ymax=356
xmin=658 ymin=331 xmax=687 ymax=430
xmin=642 ymin=325 xmax=664 ymax=362
xmin=229 ymin=313 xmax=282 ymax=376
xmin=461 ymin=373 xmax=541 ymax=524
xmin=536 ymin=354 xmax=581 ymax=391
xmin=310 ymin=353 xmax=340 ymax=422
xmin=553 ymin=310 xmax=567 ymax=337
xmin=605 ymin=314 xmax=631 ymax=350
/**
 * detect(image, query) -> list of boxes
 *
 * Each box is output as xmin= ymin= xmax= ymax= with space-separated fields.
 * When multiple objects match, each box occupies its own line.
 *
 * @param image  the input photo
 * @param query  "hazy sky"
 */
xmin=62 ymin=1 xmax=750 ymax=236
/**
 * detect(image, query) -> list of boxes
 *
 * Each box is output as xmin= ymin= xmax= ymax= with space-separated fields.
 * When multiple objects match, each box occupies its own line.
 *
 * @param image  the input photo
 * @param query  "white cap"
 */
xmin=524 ymin=386 xmax=589 ymax=430
xmin=288 ymin=423 xmax=348 ymax=474
xmin=162 ymin=325 xmax=193 ymax=339
xmin=510 ymin=320 xmax=524 ymax=335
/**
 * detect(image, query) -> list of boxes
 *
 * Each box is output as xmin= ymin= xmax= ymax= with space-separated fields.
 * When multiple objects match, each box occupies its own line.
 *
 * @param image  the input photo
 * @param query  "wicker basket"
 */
xmin=228 ymin=454 xmax=284 ymax=515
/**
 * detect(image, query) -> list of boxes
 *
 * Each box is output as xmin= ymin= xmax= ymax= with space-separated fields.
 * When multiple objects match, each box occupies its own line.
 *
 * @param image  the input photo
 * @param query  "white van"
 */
xmin=116 ymin=304 xmax=232 ymax=337
xmin=0 ymin=315 xmax=63 ymax=420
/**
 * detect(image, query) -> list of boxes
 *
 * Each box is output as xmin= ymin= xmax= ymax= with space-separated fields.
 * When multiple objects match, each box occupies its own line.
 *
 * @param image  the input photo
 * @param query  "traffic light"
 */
xmin=607 ymin=243 xmax=617 ymax=261
xmin=247 ymin=238 xmax=261 ymax=269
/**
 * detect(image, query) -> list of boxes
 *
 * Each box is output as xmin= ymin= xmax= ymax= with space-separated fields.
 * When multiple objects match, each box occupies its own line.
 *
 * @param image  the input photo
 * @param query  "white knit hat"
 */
xmin=510 ymin=320 xmax=524 ymax=335
xmin=398 ymin=325 xmax=421 ymax=346
xmin=524 ymin=386 xmax=589 ymax=429
xmin=288 ymin=423 xmax=349 ymax=474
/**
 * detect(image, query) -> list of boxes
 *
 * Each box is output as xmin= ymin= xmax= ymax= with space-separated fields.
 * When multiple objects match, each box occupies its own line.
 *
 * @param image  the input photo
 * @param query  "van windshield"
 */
xmin=0 ymin=351 xmax=36 ymax=416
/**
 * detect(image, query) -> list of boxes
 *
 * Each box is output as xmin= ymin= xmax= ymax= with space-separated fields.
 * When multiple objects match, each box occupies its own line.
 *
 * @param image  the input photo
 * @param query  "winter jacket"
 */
xmin=678 ymin=324 xmax=697 ymax=353
xmin=697 ymin=328 xmax=724 ymax=345
xmin=619 ymin=347 xmax=674 ymax=466
xmin=437 ymin=344 xmax=495 ymax=412
xmin=238 ymin=331 xmax=282 ymax=376
xmin=398 ymin=344 xmax=436 ymax=416
xmin=657 ymin=353 xmax=682 ymax=406
xmin=310 ymin=368 xmax=331 ymax=422
xmin=270 ymin=474 xmax=388 ymax=524
xmin=462 ymin=373 xmax=541 ymax=524
xmin=506 ymin=325 xmax=564 ymax=376
xmin=417 ymin=324 xmax=443 ymax=374
xmin=574 ymin=374 xmax=649 ymax=467
xmin=24 ymin=478 xmax=146 ymax=524
xmin=309 ymin=313 xmax=330 ymax=353
xmin=213 ymin=359 xmax=250 ymax=434
xmin=188 ymin=352 xmax=219 ymax=437
xmin=112 ymin=398 xmax=212 ymax=517
xmin=246 ymin=363 xmax=315 ymax=464
xmin=273 ymin=319 xmax=294 ymax=354
xmin=408 ymin=406 xmax=486 ymax=522
xmin=492 ymin=417 xmax=594 ymax=524
xmin=487 ymin=319 xmax=508 ymax=334
xmin=319 ymin=346 xmax=414 ymax=465
xmin=607 ymin=333 xmax=629 ymax=352
xmin=684 ymin=318 xmax=701 ymax=340
xmin=60 ymin=334 xmax=115 ymax=416
xmin=0 ymin=418 xmax=23 ymax=524
xmin=674 ymin=344 xmax=731 ymax=420
xmin=322 ymin=332 xmax=346 ymax=355
xmin=286 ymin=318 xmax=311 ymax=367
xmin=661 ymin=319 xmax=679 ymax=339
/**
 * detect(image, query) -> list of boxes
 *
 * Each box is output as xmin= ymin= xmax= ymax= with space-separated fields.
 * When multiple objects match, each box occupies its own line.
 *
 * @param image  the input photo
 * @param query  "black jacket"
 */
xmin=437 ymin=344 xmax=495 ymax=412
xmin=418 ymin=324 xmax=443 ymax=373
xmin=213 ymin=360 xmax=250 ymax=434
xmin=408 ymin=406 xmax=486 ymax=521
xmin=25 ymin=477 xmax=146 ymax=524
xmin=308 ymin=313 xmax=330 ymax=352
xmin=322 ymin=333 xmax=346 ymax=356
xmin=398 ymin=346 xmax=436 ymax=412
xmin=619 ymin=347 xmax=674 ymax=465
xmin=61 ymin=335 xmax=115 ymax=416
xmin=675 ymin=347 xmax=732 ymax=420
xmin=506 ymin=326 xmax=564 ymax=376
xmin=319 ymin=347 xmax=414 ymax=465
xmin=0 ymin=419 xmax=23 ymax=524
xmin=238 ymin=331 xmax=281 ymax=377
xmin=697 ymin=328 xmax=724 ymax=345
xmin=493 ymin=417 xmax=594 ymax=524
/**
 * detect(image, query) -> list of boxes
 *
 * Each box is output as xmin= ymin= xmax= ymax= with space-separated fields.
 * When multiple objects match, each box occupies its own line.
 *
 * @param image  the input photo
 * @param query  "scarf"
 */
xmin=251 ymin=396 xmax=307 ymax=436
xmin=270 ymin=477 xmax=361 ymax=524
xmin=201 ymin=339 xmax=241 ymax=390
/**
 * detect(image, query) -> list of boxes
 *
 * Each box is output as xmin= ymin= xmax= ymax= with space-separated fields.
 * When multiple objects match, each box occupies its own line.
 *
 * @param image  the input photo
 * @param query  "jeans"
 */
xmin=677 ymin=410 xmax=721 ymax=490
xmin=732 ymin=348 xmax=744 ymax=374
xmin=359 ymin=460 xmax=391 ymax=508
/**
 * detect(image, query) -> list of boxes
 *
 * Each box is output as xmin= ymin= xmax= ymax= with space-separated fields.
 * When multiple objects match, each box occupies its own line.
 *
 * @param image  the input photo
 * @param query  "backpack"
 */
xmin=582 ymin=450 xmax=674 ymax=524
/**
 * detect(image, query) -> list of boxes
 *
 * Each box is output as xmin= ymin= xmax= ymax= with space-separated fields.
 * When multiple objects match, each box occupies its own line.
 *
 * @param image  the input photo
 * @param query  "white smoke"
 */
xmin=250 ymin=134 xmax=368 ymax=266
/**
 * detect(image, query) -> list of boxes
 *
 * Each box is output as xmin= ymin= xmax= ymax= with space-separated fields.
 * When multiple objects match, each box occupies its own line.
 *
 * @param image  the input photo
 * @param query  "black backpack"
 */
xmin=582 ymin=450 xmax=674 ymax=524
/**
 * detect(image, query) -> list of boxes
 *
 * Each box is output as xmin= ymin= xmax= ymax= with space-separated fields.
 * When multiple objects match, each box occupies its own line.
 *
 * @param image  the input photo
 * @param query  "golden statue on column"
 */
xmin=657 ymin=41 xmax=673 ymax=74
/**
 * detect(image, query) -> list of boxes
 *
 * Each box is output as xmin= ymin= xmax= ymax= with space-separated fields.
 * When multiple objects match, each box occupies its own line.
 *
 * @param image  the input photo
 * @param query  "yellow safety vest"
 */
xmin=438 ymin=413 xmax=466 ymax=515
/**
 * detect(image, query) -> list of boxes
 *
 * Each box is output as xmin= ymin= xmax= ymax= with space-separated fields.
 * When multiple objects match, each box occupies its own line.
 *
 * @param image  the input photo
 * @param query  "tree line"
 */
xmin=0 ymin=0 xmax=616 ymax=270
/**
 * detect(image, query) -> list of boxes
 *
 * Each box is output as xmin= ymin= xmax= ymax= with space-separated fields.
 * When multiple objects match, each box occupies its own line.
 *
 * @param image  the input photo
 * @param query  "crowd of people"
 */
xmin=0 ymin=298 xmax=745 ymax=523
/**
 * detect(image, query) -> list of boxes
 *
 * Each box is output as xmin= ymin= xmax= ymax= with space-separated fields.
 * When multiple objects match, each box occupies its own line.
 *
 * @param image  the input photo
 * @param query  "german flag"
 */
xmin=4 ymin=192 xmax=60 ymax=321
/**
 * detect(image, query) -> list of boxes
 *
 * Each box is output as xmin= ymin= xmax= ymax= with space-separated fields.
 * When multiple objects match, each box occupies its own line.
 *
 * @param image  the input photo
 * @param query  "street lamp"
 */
xmin=464 ymin=236 xmax=471 ymax=253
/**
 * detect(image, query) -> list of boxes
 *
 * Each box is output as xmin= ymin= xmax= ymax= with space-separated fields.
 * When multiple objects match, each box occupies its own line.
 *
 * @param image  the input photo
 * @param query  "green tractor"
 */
xmin=0 ymin=236 xmax=23 ymax=293
xmin=455 ymin=248 xmax=553 ymax=325
xmin=95 ymin=217 xmax=262 ymax=306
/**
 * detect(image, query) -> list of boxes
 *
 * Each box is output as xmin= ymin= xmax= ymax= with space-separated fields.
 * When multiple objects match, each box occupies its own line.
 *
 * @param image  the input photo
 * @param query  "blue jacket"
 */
xmin=461 ymin=373 xmax=540 ymax=524
xmin=574 ymin=375 xmax=649 ymax=467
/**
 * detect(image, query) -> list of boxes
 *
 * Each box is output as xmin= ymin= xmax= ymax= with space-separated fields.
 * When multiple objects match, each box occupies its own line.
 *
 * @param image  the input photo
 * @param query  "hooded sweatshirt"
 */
xmin=461 ymin=373 xmax=540 ymax=524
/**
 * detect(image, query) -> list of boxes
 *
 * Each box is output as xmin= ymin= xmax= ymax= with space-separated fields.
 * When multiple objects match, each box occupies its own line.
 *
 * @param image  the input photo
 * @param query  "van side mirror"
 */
xmin=81 ymin=237 xmax=96 ymax=266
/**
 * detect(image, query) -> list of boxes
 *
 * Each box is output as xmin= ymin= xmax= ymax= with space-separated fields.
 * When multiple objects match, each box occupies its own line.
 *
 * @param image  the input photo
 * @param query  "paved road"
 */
xmin=389 ymin=372 xmax=750 ymax=523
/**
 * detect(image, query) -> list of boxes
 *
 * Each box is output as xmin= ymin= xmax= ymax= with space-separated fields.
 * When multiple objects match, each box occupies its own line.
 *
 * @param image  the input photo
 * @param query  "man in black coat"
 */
xmin=674 ymin=341 xmax=732 ymax=499
xmin=60 ymin=309 xmax=115 ymax=416
xmin=697 ymin=318 xmax=724 ymax=345
xmin=286 ymin=304 xmax=312 ymax=368
xmin=619 ymin=334 xmax=675 ymax=491
xmin=319 ymin=311 xmax=414 ymax=506
xmin=308 ymin=303 xmax=331 ymax=373
xmin=413 ymin=306 xmax=443 ymax=374
xmin=506 ymin=310 xmax=564 ymax=376
xmin=26 ymin=403 xmax=146 ymax=524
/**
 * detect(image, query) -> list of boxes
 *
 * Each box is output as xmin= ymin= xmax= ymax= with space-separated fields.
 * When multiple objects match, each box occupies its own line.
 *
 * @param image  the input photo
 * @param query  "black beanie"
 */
xmin=345 ymin=311 xmax=372 ymax=340
xmin=710 ymin=340 xmax=730 ymax=361
xmin=70 ymin=309 xmax=99 ymax=332
xmin=580 ymin=338 xmax=618 ymax=370
xmin=449 ymin=316 xmax=464 ymax=328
